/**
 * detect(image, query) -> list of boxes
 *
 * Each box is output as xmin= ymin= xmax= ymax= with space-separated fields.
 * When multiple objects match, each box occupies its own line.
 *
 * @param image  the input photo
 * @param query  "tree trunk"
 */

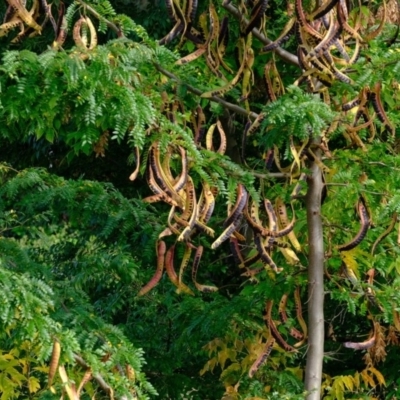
xmin=304 ymin=146 xmax=325 ymax=400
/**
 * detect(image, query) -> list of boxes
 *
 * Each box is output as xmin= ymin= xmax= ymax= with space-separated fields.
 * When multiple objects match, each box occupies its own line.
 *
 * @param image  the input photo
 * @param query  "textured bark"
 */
xmin=304 ymin=147 xmax=325 ymax=400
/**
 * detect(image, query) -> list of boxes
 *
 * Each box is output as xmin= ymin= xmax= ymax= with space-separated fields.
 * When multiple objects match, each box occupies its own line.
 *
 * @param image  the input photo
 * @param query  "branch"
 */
xmin=80 ymin=0 xmax=291 ymax=181
xmin=304 ymin=141 xmax=325 ymax=400
xmin=252 ymin=171 xmax=289 ymax=179
xmin=155 ymin=64 xmax=259 ymax=119
xmin=74 ymin=354 xmax=114 ymax=396
xmin=77 ymin=0 xmax=259 ymax=119
xmin=222 ymin=1 xmax=299 ymax=67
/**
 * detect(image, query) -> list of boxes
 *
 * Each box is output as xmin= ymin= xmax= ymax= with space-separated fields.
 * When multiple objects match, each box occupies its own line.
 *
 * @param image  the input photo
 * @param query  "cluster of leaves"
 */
xmin=0 ymin=164 xmax=161 ymax=399
xmin=2 ymin=0 xmax=400 ymax=398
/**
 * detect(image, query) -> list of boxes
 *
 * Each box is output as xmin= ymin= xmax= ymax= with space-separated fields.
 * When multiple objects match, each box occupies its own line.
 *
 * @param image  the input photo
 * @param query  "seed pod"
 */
xmin=192 ymin=245 xmax=218 ymax=292
xmin=343 ymin=322 xmax=376 ymax=350
xmin=165 ymin=244 xmax=194 ymax=295
xmin=48 ymin=339 xmax=61 ymax=387
xmin=248 ymin=336 xmax=275 ymax=378
xmin=138 ymin=241 xmax=166 ymax=296
xmin=263 ymin=300 xmax=297 ymax=352
xmin=223 ymin=184 xmax=248 ymax=228
xmin=338 ymin=197 xmax=370 ymax=252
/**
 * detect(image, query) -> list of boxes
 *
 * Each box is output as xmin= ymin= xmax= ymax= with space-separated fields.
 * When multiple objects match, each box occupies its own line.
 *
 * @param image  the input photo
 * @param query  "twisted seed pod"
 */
xmin=262 ymin=17 xmax=295 ymax=52
xmin=192 ymin=245 xmax=218 ymax=292
xmin=223 ymin=184 xmax=248 ymax=228
xmin=138 ymin=241 xmax=166 ymax=296
xmin=263 ymin=300 xmax=297 ymax=352
xmin=229 ymin=236 xmax=245 ymax=267
xmin=254 ymin=234 xmax=282 ymax=272
xmin=278 ymin=294 xmax=304 ymax=341
xmin=165 ymin=244 xmax=194 ymax=295
xmin=293 ymin=286 xmax=307 ymax=347
xmin=338 ymin=197 xmax=370 ymax=252
xmin=245 ymin=0 xmax=268 ymax=35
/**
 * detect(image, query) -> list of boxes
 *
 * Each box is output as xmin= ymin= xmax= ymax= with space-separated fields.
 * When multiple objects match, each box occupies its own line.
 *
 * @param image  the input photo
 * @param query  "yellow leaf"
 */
xmin=331 ymin=377 xmax=345 ymax=400
xmin=240 ymin=354 xmax=255 ymax=370
xmin=368 ymin=367 xmax=386 ymax=386
xmin=0 ymin=353 xmax=14 ymax=361
xmin=203 ymin=338 xmax=224 ymax=356
xmin=354 ymin=371 xmax=360 ymax=389
xmin=223 ymin=384 xmax=240 ymax=398
xmin=28 ymin=376 xmax=40 ymax=393
xmin=341 ymin=375 xmax=354 ymax=391
xmin=285 ymin=366 xmax=303 ymax=381
xmin=244 ymin=338 xmax=254 ymax=352
xmin=8 ymin=349 xmax=19 ymax=358
xmin=220 ymin=363 xmax=241 ymax=386
xmin=20 ymin=359 xmax=28 ymax=375
xmin=218 ymin=349 xmax=230 ymax=370
xmin=340 ymin=251 xmax=359 ymax=277
xmin=4 ymin=367 xmax=25 ymax=385
xmin=233 ymin=339 xmax=243 ymax=353
xmin=360 ymin=369 xmax=375 ymax=387
xmin=20 ymin=341 xmax=31 ymax=351
xmin=0 ymin=385 xmax=16 ymax=400
xmin=33 ymin=365 xmax=50 ymax=374
xmin=200 ymin=357 xmax=217 ymax=376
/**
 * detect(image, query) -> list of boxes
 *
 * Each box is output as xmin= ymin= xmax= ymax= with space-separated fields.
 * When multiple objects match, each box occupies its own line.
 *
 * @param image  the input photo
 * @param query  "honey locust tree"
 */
xmin=1 ymin=0 xmax=400 ymax=399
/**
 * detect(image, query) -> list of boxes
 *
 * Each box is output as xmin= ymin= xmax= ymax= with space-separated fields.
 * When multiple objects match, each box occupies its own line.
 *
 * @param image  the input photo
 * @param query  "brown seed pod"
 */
xmin=343 ymin=322 xmax=376 ymax=350
xmin=338 ymin=197 xmax=370 ymax=252
xmin=223 ymin=184 xmax=248 ymax=228
xmin=138 ymin=241 xmax=166 ymax=296
xmin=192 ymin=245 xmax=218 ymax=292
xmin=48 ymin=339 xmax=61 ymax=387
xmin=229 ymin=236 xmax=245 ymax=267
xmin=248 ymin=336 xmax=275 ymax=378
xmin=278 ymin=294 xmax=304 ymax=341
xmin=165 ymin=244 xmax=194 ymax=295
xmin=263 ymin=300 xmax=297 ymax=352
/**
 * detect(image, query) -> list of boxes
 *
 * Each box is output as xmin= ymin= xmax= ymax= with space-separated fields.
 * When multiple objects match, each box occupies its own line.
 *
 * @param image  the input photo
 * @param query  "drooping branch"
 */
xmin=304 ymin=142 xmax=325 ymax=400
xmin=222 ymin=1 xmax=300 ymax=66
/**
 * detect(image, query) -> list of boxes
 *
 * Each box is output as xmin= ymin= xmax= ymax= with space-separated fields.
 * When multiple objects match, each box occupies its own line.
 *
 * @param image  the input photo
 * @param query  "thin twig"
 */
xmin=368 ymin=162 xmax=400 ymax=171
xmin=154 ymin=64 xmax=259 ymax=119
xmin=252 ymin=171 xmax=289 ymax=179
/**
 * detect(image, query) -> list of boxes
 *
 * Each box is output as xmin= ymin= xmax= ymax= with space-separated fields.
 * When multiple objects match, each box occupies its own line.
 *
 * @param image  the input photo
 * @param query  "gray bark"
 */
xmin=304 ymin=147 xmax=325 ymax=400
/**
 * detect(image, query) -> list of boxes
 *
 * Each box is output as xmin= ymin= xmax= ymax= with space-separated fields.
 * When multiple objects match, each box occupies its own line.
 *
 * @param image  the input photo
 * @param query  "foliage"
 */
xmin=1 ymin=0 xmax=400 ymax=399
xmin=0 ymin=165 xmax=159 ymax=399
